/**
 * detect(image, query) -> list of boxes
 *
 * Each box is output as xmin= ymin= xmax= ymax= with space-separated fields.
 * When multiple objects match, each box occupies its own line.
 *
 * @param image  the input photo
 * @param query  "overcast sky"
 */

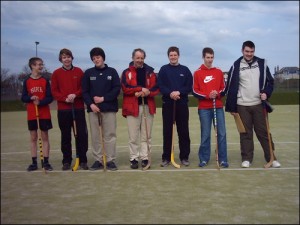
xmin=1 ymin=1 xmax=299 ymax=76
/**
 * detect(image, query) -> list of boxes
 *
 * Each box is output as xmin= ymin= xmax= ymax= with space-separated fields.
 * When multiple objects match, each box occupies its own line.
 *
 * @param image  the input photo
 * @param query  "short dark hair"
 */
xmin=202 ymin=47 xmax=214 ymax=58
xmin=242 ymin=40 xmax=255 ymax=50
xmin=90 ymin=47 xmax=106 ymax=61
xmin=167 ymin=46 xmax=180 ymax=56
xmin=132 ymin=48 xmax=146 ymax=58
xmin=28 ymin=57 xmax=43 ymax=70
xmin=59 ymin=48 xmax=74 ymax=62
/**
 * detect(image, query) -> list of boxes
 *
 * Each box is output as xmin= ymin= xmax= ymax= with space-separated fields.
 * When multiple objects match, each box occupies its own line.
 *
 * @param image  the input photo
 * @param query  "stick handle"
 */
xmin=35 ymin=104 xmax=45 ymax=172
xmin=71 ymin=103 xmax=80 ymax=171
xmin=170 ymin=100 xmax=180 ymax=168
xmin=213 ymin=98 xmax=217 ymax=128
xmin=71 ymin=103 xmax=77 ymax=137
xmin=262 ymin=101 xmax=275 ymax=168
xmin=172 ymin=100 xmax=176 ymax=124
xmin=142 ymin=97 xmax=151 ymax=170
xmin=97 ymin=110 xmax=107 ymax=171
xmin=35 ymin=104 xmax=39 ymax=127
xmin=213 ymin=98 xmax=220 ymax=169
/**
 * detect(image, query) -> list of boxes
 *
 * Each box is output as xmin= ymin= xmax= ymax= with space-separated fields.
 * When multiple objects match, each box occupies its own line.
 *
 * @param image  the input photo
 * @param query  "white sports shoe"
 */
xmin=272 ymin=160 xmax=281 ymax=168
xmin=241 ymin=161 xmax=251 ymax=168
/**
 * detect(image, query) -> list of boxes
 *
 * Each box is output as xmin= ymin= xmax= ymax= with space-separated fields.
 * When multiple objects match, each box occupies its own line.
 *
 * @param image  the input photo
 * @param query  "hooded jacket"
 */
xmin=225 ymin=56 xmax=274 ymax=113
xmin=192 ymin=64 xmax=225 ymax=109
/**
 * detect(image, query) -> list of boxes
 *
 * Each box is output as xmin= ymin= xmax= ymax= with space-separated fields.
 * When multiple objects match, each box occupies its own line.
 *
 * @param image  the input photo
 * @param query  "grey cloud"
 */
xmin=1 ymin=1 xmax=299 ymax=75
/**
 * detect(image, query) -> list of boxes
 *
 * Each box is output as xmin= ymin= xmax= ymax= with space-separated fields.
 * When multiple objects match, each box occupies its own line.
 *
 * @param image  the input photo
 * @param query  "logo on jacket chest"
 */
xmin=90 ymin=74 xmax=112 ymax=81
xmin=204 ymin=75 xmax=214 ymax=83
xmin=30 ymin=86 xmax=43 ymax=94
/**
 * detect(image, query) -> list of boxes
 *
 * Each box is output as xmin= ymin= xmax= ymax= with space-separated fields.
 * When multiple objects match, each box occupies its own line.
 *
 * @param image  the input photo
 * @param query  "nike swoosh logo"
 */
xmin=204 ymin=76 xmax=214 ymax=83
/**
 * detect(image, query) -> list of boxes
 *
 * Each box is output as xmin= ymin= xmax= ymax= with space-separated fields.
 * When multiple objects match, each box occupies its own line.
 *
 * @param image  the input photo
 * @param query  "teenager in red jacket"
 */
xmin=192 ymin=47 xmax=228 ymax=168
xmin=51 ymin=48 xmax=89 ymax=170
xmin=21 ymin=57 xmax=53 ymax=171
xmin=121 ymin=48 xmax=159 ymax=169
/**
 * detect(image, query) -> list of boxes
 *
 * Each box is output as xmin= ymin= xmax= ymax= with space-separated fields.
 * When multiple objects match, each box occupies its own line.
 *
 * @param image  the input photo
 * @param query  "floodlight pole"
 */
xmin=35 ymin=41 xmax=40 ymax=57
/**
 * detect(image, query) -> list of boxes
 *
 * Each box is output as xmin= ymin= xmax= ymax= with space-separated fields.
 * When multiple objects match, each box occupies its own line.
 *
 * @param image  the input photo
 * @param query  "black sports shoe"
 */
xmin=130 ymin=159 xmax=139 ymax=169
xmin=62 ymin=163 xmax=71 ymax=171
xmin=90 ymin=161 xmax=104 ymax=170
xmin=141 ymin=160 xmax=149 ymax=168
xmin=80 ymin=162 xmax=89 ymax=170
xmin=106 ymin=161 xmax=118 ymax=171
xmin=27 ymin=163 xmax=38 ymax=172
xmin=44 ymin=163 xmax=53 ymax=171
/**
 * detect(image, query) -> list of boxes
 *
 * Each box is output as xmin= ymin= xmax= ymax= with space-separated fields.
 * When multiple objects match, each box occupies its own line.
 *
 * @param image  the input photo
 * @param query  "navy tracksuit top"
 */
xmin=82 ymin=64 xmax=121 ymax=113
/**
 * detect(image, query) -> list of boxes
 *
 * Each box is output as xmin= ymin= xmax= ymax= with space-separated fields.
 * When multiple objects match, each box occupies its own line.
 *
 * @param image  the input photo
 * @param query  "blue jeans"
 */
xmin=198 ymin=108 xmax=228 ymax=163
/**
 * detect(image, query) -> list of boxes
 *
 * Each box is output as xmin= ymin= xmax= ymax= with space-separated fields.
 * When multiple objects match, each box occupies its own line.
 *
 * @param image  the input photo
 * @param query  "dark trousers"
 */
xmin=57 ymin=109 xmax=88 ymax=164
xmin=162 ymin=101 xmax=191 ymax=161
xmin=238 ymin=104 xmax=276 ymax=163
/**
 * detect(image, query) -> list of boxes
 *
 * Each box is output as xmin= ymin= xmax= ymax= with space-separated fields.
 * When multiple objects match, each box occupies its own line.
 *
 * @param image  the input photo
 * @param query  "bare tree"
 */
xmin=22 ymin=65 xmax=31 ymax=76
xmin=1 ymin=68 xmax=10 ymax=83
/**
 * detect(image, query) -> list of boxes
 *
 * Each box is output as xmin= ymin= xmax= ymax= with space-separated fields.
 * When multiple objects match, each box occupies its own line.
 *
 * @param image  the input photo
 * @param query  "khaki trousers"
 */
xmin=126 ymin=105 xmax=153 ymax=161
xmin=88 ymin=112 xmax=117 ymax=163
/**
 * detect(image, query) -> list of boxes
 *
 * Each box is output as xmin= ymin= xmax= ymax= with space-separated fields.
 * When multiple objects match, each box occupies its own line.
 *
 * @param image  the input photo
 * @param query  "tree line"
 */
xmin=1 ymin=66 xmax=298 ymax=101
xmin=1 ymin=66 xmax=51 ymax=100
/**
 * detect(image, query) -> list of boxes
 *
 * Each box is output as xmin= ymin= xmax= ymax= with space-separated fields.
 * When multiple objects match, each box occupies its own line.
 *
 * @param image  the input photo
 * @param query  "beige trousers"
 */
xmin=88 ymin=112 xmax=117 ymax=163
xmin=126 ymin=105 xmax=153 ymax=161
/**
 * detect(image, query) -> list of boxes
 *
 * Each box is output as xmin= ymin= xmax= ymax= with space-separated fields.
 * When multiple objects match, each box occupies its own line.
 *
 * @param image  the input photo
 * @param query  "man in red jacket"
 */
xmin=192 ymin=47 xmax=229 ymax=168
xmin=51 ymin=48 xmax=88 ymax=170
xmin=121 ymin=48 xmax=159 ymax=169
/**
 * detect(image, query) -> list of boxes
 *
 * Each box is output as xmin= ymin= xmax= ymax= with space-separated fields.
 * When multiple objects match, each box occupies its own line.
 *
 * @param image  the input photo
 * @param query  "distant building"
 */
xmin=223 ymin=66 xmax=299 ymax=83
xmin=274 ymin=66 xmax=299 ymax=80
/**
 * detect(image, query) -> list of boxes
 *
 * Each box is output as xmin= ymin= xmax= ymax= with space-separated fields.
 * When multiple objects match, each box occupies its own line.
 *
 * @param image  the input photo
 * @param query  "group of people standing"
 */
xmin=21 ymin=40 xmax=281 ymax=172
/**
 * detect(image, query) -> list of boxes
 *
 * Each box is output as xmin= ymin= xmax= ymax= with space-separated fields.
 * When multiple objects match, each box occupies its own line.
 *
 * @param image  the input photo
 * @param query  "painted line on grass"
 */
xmin=1 ymin=167 xmax=299 ymax=173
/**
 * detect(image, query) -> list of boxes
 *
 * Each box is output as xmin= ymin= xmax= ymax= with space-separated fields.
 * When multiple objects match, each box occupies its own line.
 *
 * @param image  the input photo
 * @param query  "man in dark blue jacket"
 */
xmin=82 ymin=47 xmax=121 ymax=171
xmin=225 ymin=40 xmax=280 ymax=168
xmin=157 ymin=46 xmax=193 ymax=167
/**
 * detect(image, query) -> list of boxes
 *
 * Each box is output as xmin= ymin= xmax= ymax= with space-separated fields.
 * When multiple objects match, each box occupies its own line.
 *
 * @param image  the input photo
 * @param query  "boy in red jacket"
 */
xmin=21 ymin=57 xmax=53 ymax=171
xmin=51 ymin=48 xmax=89 ymax=170
xmin=192 ymin=47 xmax=229 ymax=168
